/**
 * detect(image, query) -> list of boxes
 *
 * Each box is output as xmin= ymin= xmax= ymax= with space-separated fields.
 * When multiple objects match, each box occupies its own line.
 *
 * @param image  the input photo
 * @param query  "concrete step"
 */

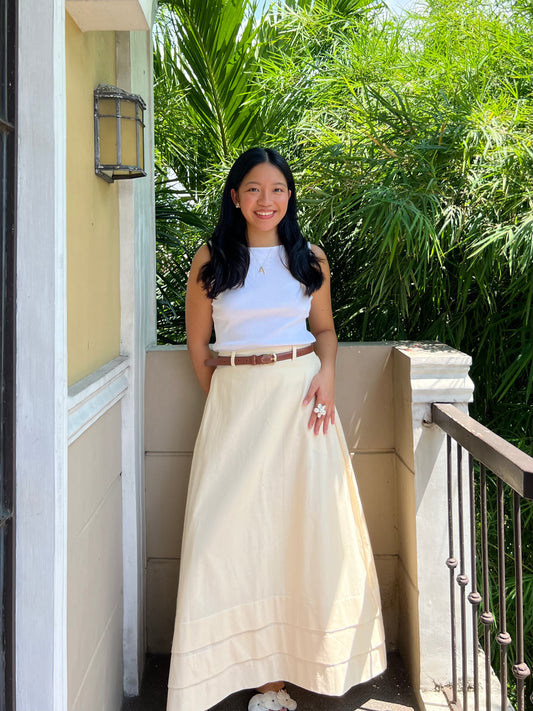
xmin=122 ymin=652 xmax=420 ymax=711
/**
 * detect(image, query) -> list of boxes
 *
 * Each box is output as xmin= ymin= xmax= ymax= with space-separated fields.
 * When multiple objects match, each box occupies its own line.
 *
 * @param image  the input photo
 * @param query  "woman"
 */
xmin=167 ymin=148 xmax=386 ymax=711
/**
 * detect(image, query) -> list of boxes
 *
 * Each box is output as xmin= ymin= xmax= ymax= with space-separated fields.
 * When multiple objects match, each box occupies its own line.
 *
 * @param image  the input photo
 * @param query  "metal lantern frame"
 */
xmin=94 ymin=83 xmax=146 ymax=182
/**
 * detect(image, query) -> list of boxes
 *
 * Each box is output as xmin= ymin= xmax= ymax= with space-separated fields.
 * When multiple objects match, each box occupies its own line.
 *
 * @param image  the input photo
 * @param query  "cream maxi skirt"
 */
xmin=167 ymin=351 xmax=386 ymax=711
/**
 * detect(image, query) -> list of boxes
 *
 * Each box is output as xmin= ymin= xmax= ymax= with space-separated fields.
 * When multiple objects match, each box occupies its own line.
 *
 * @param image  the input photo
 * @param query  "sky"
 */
xmin=254 ymin=0 xmax=421 ymax=19
xmin=385 ymin=0 xmax=418 ymax=13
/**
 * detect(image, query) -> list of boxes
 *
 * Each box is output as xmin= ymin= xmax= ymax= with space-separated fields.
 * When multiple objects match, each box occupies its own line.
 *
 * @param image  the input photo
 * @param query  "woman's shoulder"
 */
xmin=188 ymin=244 xmax=212 ymax=286
xmin=191 ymin=243 xmax=212 ymax=268
xmin=309 ymin=242 xmax=327 ymax=261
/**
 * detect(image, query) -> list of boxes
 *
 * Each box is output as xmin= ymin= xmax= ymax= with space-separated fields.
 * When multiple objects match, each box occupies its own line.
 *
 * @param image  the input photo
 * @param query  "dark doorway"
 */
xmin=0 ymin=0 xmax=16 ymax=707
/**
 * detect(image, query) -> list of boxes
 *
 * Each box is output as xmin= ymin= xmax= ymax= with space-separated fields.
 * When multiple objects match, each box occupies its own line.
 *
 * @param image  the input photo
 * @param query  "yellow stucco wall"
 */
xmin=66 ymin=14 xmax=121 ymax=386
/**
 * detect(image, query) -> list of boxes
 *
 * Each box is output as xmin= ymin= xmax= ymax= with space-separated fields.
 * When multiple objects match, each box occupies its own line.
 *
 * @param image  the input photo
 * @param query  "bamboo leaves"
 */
xmin=154 ymin=0 xmax=533 ymax=449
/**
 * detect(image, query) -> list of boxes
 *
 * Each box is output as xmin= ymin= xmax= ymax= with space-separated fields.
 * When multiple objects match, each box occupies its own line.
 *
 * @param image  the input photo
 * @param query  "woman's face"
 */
xmin=231 ymin=162 xmax=291 ymax=242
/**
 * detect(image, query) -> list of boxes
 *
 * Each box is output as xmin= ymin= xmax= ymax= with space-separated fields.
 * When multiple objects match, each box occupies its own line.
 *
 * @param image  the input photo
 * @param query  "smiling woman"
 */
xmin=165 ymin=147 xmax=386 ymax=711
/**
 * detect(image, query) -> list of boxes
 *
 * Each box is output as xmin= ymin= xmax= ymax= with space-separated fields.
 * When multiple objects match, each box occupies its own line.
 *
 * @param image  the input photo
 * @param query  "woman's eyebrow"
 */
xmin=242 ymin=180 xmax=287 ymax=186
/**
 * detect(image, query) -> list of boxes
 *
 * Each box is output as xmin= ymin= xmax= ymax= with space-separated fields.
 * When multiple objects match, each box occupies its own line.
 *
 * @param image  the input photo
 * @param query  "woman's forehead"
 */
xmin=241 ymin=162 xmax=288 ymax=186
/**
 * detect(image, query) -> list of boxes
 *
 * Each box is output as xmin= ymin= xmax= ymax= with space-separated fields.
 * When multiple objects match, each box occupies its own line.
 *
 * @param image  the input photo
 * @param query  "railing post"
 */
xmin=393 ymin=343 xmax=474 ymax=709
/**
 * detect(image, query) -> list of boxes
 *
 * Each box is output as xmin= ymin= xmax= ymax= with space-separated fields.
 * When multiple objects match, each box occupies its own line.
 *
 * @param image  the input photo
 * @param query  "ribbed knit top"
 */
xmin=212 ymin=245 xmax=315 ymax=352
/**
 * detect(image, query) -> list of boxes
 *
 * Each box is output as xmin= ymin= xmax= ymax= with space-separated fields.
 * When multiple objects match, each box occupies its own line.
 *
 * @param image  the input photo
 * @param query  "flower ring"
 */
xmin=314 ymin=403 xmax=327 ymax=418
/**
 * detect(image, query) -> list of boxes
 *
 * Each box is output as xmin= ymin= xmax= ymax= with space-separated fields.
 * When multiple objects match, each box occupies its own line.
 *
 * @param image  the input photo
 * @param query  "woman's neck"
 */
xmin=246 ymin=229 xmax=281 ymax=248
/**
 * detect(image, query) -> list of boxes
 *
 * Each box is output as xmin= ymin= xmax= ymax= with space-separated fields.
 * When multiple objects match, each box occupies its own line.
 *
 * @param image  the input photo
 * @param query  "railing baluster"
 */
xmin=496 ymin=479 xmax=511 ymax=711
xmin=467 ymin=453 xmax=481 ymax=711
xmin=512 ymin=491 xmax=531 ymax=711
xmin=479 ymin=464 xmax=493 ymax=711
xmin=431 ymin=403 xmax=533 ymax=711
xmin=447 ymin=434 xmax=459 ymax=706
xmin=457 ymin=443 xmax=469 ymax=711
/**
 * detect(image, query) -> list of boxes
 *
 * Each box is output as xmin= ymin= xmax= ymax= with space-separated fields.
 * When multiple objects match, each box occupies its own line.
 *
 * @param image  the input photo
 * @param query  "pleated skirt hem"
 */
xmin=167 ymin=644 xmax=386 ymax=710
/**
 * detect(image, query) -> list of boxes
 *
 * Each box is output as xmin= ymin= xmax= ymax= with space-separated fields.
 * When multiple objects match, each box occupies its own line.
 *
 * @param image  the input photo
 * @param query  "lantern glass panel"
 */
xmin=120 ymin=117 xmax=138 ymax=167
xmin=99 ymin=116 xmax=118 ymax=165
xmin=138 ymin=123 xmax=145 ymax=171
xmin=120 ymin=99 xmax=137 ymax=118
xmin=99 ymin=98 xmax=117 ymax=118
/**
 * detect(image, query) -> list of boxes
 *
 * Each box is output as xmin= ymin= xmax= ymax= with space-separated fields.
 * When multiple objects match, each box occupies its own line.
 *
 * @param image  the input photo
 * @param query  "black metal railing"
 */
xmin=431 ymin=403 xmax=533 ymax=711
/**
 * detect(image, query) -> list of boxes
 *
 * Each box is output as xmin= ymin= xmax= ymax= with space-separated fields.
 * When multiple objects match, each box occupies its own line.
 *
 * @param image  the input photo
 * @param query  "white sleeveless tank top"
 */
xmin=212 ymin=245 xmax=315 ymax=352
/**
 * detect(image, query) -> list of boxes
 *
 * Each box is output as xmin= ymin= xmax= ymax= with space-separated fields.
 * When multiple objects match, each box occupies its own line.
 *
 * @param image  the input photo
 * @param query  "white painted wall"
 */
xmin=17 ymin=3 xmax=156 ymax=708
xmin=16 ymin=1 xmax=68 ymax=709
xmin=117 ymin=23 xmax=157 ymax=696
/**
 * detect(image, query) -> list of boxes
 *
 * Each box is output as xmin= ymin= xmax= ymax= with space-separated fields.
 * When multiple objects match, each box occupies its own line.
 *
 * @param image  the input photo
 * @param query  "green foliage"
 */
xmin=154 ymin=0 xmax=533 ymax=438
xmin=153 ymin=0 xmax=533 ymax=699
xmin=154 ymin=0 xmax=287 ymax=342
xmin=288 ymin=0 xmax=533 ymax=443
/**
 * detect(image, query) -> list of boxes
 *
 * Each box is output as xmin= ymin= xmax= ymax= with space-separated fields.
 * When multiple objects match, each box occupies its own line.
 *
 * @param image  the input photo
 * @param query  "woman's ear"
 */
xmin=230 ymin=188 xmax=239 ymax=207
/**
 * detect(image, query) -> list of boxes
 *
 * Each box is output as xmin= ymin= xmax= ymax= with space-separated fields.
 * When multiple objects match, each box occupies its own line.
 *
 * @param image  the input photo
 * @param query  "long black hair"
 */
xmin=199 ymin=147 xmax=324 ymax=299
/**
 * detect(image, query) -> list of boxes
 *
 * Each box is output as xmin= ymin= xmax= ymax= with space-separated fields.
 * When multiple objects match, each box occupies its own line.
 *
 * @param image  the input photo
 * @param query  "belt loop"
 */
xmin=230 ymin=351 xmax=236 ymax=367
xmin=292 ymin=346 xmax=297 ymax=360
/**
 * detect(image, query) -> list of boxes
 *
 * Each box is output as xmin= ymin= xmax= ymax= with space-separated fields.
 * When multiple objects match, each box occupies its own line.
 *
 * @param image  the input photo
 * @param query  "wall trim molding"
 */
xmin=68 ymin=356 xmax=130 ymax=444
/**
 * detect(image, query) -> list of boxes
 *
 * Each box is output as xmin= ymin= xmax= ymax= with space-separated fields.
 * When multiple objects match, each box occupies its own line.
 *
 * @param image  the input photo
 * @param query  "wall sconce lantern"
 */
xmin=94 ymin=84 xmax=146 ymax=182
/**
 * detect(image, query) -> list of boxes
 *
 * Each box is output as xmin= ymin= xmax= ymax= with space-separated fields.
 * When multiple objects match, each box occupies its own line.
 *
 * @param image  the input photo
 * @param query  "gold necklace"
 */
xmin=250 ymin=247 xmax=277 ymax=275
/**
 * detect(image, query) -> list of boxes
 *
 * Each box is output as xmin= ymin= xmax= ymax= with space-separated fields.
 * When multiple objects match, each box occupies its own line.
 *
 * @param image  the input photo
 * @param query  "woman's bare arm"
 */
xmin=303 ymin=244 xmax=338 ymax=435
xmin=185 ymin=245 xmax=215 ymax=394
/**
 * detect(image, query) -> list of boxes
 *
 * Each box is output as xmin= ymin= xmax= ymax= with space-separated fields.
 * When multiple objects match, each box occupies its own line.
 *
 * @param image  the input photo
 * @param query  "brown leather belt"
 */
xmin=205 ymin=344 xmax=315 ymax=367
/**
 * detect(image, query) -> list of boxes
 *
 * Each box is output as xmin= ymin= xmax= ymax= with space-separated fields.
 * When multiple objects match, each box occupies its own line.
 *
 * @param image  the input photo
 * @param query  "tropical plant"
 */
xmin=153 ymin=0 xmax=533 ymax=695
xmin=153 ymin=0 xmax=382 ymax=342
xmin=154 ymin=0 xmax=285 ymax=342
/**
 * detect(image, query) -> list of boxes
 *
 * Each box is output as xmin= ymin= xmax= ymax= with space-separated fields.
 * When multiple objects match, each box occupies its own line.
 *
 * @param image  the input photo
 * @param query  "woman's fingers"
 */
xmin=307 ymin=395 xmax=334 ymax=435
xmin=302 ymin=378 xmax=318 ymax=407
xmin=303 ymin=374 xmax=335 ymax=435
xmin=312 ymin=400 xmax=334 ymax=435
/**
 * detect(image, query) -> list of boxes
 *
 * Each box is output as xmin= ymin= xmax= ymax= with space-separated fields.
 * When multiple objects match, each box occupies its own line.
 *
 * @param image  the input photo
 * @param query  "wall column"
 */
xmin=117 ymin=26 xmax=156 ymax=695
xmin=16 ymin=0 xmax=68 ymax=709
xmin=393 ymin=343 xmax=475 ymax=708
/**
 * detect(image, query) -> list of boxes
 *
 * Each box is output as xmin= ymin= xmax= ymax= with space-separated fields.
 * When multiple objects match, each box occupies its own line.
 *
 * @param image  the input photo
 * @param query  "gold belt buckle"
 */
xmin=259 ymin=353 xmax=277 ymax=364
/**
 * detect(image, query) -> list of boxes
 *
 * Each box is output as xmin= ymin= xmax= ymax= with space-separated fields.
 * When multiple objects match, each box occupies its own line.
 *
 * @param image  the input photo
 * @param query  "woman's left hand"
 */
xmin=303 ymin=367 xmax=336 ymax=435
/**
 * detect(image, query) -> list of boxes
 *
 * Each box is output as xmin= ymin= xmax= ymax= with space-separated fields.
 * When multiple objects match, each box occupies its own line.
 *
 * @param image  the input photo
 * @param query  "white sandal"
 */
xmin=277 ymin=688 xmax=297 ymax=710
xmin=248 ymin=691 xmax=283 ymax=711
xmin=248 ymin=689 xmax=297 ymax=711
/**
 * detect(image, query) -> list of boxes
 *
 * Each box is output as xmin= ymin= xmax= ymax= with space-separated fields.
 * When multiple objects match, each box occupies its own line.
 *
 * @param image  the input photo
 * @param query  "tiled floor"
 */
xmin=122 ymin=652 xmax=420 ymax=711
